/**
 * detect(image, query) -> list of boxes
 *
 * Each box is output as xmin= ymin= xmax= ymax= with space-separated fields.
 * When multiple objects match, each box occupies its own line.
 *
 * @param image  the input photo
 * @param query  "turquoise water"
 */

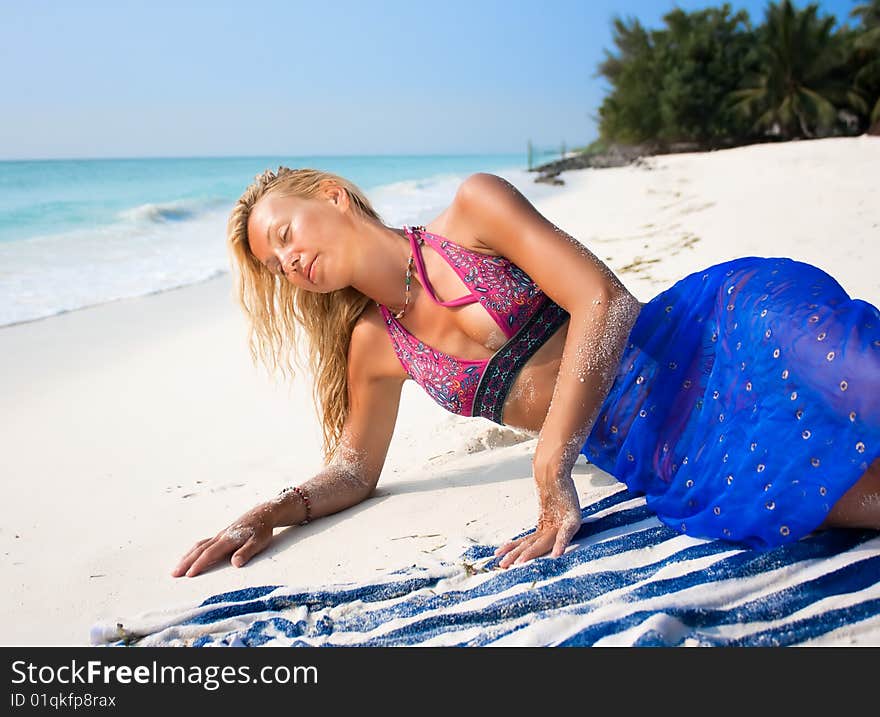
xmin=0 ymin=153 xmax=559 ymax=327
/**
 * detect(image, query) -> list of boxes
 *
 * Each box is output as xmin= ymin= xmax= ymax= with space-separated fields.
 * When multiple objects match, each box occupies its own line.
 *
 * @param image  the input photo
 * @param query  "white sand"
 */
xmin=2 ymin=135 xmax=878 ymax=647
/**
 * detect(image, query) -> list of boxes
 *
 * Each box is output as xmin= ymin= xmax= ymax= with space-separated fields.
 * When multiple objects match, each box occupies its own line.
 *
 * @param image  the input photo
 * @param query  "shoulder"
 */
xmin=349 ymin=303 xmax=409 ymax=383
xmin=449 ymin=172 xmax=632 ymax=313
xmin=449 ymin=172 xmax=543 ymax=258
xmin=449 ymin=172 xmax=533 ymax=256
xmin=454 ymin=172 xmax=519 ymax=214
xmin=456 ymin=171 xmax=511 ymax=196
xmin=416 ymin=172 xmax=540 ymax=257
xmin=427 ymin=173 xmax=510 ymax=257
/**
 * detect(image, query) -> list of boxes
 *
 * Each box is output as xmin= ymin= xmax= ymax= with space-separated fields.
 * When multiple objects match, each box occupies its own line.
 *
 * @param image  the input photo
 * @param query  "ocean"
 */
xmin=0 ymin=153 xmax=561 ymax=327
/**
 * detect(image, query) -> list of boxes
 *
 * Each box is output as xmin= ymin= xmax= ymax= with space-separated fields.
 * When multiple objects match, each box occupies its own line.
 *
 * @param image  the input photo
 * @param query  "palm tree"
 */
xmin=727 ymin=0 xmax=847 ymax=139
xmin=852 ymin=0 xmax=880 ymax=37
xmin=850 ymin=0 xmax=880 ymax=131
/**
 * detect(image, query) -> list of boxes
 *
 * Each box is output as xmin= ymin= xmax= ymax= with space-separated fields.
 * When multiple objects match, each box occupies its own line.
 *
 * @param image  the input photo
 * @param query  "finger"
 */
xmin=495 ymin=526 xmax=542 ymax=555
xmin=512 ymin=532 xmax=555 ymax=565
xmin=499 ymin=539 xmax=536 ymax=568
xmin=231 ymin=537 xmax=263 ymax=568
xmin=180 ymin=538 xmax=214 ymax=562
xmin=498 ymin=543 xmax=528 ymax=568
xmin=171 ymin=538 xmax=215 ymax=577
xmin=493 ymin=536 xmax=527 ymax=558
xmin=183 ymin=539 xmax=235 ymax=577
xmin=551 ymin=524 xmax=579 ymax=558
xmin=174 ymin=544 xmax=213 ymax=578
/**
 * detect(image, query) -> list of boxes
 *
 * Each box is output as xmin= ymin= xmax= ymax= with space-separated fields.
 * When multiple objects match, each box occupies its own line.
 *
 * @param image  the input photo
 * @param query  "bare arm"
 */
xmin=267 ymin=318 xmax=405 ymax=528
xmin=454 ymin=172 xmax=642 ymax=566
xmin=172 ymin=312 xmax=404 ymax=577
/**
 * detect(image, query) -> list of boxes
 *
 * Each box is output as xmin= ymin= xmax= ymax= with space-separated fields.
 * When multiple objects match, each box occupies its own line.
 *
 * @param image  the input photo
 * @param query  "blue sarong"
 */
xmin=583 ymin=256 xmax=880 ymax=548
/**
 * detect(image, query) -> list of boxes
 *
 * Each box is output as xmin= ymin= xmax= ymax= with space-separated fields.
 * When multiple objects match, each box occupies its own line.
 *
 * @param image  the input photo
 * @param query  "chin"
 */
xmin=300 ymin=278 xmax=335 ymax=294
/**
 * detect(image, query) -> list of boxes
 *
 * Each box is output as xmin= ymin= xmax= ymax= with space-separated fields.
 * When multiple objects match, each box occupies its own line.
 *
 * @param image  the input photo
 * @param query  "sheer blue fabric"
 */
xmin=582 ymin=256 xmax=880 ymax=549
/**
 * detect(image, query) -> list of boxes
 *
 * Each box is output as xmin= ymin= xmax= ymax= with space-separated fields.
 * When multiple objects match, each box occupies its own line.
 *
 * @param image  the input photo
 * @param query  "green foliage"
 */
xmin=595 ymin=0 xmax=880 ymax=146
xmin=728 ymin=1 xmax=849 ymax=139
xmin=595 ymin=15 xmax=662 ymax=144
xmin=653 ymin=6 xmax=759 ymax=143
xmin=849 ymin=0 xmax=880 ymax=124
xmin=581 ymin=138 xmax=610 ymax=155
xmin=597 ymin=4 xmax=758 ymax=145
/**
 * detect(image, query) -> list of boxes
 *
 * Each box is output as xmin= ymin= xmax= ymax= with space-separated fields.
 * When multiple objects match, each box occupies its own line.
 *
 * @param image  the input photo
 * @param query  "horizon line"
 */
xmin=0 ymin=148 xmax=577 ymax=164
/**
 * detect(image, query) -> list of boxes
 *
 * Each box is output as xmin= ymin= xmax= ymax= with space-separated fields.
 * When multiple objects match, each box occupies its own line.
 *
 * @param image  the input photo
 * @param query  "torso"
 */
xmin=363 ymin=201 xmax=571 ymax=433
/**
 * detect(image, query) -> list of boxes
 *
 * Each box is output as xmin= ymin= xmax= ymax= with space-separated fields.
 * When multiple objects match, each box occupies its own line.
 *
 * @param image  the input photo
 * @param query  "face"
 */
xmin=246 ymin=185 xmax=350 ymax=292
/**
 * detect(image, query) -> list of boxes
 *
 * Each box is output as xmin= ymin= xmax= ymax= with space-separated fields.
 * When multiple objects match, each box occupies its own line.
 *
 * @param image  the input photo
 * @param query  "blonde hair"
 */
xmin=226 ymin=166 xmax=381 ymax=464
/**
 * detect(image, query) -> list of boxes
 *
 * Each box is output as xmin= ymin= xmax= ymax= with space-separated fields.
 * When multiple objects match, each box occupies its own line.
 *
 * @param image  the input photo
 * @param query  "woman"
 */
xmin=172 ymin=166 xmax=880 ymax=579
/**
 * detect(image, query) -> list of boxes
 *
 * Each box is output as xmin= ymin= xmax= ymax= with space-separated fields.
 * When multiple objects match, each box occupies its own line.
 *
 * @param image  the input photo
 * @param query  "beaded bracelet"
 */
xmin=279 ymin=485 xmax=311 ymax=526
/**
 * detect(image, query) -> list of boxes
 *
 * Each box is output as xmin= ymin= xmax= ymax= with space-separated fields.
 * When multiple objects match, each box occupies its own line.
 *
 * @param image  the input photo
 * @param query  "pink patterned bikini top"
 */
xmin=376 ymin=224 xmax=569 ymax=425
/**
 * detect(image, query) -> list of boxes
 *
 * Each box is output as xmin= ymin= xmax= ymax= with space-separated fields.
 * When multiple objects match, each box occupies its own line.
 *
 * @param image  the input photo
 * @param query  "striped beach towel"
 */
xmin=90 ymin=487 xmax=880 ymax=647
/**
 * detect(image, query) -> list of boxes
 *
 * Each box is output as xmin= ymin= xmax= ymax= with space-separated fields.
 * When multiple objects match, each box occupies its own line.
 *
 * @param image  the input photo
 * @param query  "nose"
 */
xmin=278 ymin=246 xmax=301 ymax=275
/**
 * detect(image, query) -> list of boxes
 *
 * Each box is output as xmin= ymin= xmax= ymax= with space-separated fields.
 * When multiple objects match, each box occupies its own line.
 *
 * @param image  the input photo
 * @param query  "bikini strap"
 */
xmin=404 ymin=225 xmax=476 ymax=307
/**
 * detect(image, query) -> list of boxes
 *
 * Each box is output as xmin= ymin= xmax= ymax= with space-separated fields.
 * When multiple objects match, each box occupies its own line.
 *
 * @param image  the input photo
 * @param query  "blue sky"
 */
xmin=0 ymin=0 xmax=864 ymax=160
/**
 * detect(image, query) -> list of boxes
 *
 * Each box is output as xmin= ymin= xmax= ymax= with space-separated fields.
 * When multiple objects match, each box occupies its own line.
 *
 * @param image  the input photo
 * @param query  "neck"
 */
xmin=349 ymin=221 xmax=418 ymax=312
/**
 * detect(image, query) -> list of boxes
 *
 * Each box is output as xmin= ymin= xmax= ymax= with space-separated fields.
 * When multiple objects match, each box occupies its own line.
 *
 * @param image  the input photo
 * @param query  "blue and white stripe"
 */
xmin=90 ymin=488 xmax=880 ymax=647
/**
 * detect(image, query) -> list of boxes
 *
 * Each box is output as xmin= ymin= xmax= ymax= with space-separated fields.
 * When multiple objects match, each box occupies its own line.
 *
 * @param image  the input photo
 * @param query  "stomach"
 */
xmin=499 ymin=319 xmax=569 ymax=432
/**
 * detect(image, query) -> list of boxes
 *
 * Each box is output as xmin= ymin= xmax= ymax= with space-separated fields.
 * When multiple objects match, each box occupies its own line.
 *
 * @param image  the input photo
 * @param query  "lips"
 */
xmin=306 ymin=256 xmax=316 ymax=282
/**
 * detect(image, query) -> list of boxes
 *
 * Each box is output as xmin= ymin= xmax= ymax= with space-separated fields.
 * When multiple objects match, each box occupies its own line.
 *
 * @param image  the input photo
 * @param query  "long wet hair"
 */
xmin=226 ymin=166 xmax=382 ymax=464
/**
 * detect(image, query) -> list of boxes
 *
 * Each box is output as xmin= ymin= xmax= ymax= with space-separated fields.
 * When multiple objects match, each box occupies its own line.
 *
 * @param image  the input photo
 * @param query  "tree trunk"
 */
xmin=797 ymin=112 xmax=814 ymax=139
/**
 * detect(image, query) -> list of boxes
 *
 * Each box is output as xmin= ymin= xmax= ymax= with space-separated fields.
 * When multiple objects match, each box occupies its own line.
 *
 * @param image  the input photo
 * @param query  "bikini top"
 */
xmin=376 ymin=224 xmax=570 ymax=424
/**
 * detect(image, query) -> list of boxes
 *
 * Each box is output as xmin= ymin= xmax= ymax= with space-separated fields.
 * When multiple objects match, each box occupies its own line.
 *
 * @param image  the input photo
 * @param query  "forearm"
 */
xmin=267 ymin=464 xmax=376 ymax=529
xmin=536 ymin=289 xmax=642 ymax=476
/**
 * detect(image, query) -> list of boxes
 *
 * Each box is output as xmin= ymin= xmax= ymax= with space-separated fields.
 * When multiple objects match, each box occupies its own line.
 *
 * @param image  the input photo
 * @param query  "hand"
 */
xmin=494 ymin=460 xmax=583 ymax=569
xmin=171 ymin=502 xmax=276 ymax=578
